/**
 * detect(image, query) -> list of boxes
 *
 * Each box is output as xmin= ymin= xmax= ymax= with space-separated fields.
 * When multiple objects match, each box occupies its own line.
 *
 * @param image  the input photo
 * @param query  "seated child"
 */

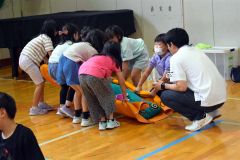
xmin=105 ymin=25 xmax=149 ymax=86
xmin=135 ymin=34 xmax=171 ymax=96
xmin=0 ymin=92 xmax=45 ymax=160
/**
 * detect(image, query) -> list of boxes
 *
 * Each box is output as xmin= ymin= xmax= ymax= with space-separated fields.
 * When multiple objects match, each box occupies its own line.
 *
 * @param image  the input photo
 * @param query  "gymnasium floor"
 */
xmin=0 ymin=66 xmax=240 ymax=160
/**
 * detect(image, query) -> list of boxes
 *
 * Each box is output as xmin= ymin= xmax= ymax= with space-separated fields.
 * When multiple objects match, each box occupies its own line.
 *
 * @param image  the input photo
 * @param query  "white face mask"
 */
xmin=154 ymin=47 xmax=163 ymax=55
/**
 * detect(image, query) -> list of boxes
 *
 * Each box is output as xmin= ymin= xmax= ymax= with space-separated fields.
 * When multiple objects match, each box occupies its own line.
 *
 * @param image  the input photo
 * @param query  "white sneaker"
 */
xmin=38 ymin=102 xmax=54 ymax=111
xmin=29 ymin=107 xmax=48 ymax=116
xmin=99 ymin=121 xmax=107 ymax=130
xmin=185 ymin=113 xmax=213 ymax=132
xmin=208 ymin=109 xmax=221 ymax=121
xmin=106 ymin=119 xmax=120 ymax=129
xmin=60 ymin=105 xmax=74 ymax=118
xmin=72 ymin=116 xmax=81 ymax=124
xmin=81 ymin=118 xmax=93 ymax=127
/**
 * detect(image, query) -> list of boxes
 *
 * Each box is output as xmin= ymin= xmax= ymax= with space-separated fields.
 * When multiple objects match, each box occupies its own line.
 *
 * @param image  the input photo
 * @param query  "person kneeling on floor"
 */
xmin=153 ymin=28 xmax=226 ymax=132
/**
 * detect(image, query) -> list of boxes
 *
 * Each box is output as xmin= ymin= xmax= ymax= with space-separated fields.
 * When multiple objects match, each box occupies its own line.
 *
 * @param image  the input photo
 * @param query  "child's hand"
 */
xmin=43 ymin=56 xmax=49 ymax=64
xmin=122 ymin=93 xmax=129 ymax=102
xmin=135 ymin=86 xmax=142 ymax=93
xmin=152 ymin=81 xmax=163 ymax=91
xmin=150 ymin=88 xmax=157 ymax=97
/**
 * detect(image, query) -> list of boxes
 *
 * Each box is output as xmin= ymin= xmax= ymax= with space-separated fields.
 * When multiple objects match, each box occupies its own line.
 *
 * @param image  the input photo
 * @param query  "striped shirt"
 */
xmin=21 ymin=34 xmax=54 ymax=66
xmin=63 ymin=42 xmax=98 ymax=62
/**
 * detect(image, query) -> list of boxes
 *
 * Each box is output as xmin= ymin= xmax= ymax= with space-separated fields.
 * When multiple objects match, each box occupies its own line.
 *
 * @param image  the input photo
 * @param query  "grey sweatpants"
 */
xmin=79 ymin=74 xmax=116 ymax=123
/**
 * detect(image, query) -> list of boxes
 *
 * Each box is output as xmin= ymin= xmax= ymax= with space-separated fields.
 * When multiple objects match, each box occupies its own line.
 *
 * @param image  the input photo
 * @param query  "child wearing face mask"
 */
xmin=135 ymin=34 xmax=171 ymax=96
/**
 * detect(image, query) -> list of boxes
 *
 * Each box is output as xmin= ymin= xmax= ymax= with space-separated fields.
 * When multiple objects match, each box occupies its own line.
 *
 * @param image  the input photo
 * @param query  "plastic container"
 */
xmin=202 ymin=47 xmax=238 ymax=80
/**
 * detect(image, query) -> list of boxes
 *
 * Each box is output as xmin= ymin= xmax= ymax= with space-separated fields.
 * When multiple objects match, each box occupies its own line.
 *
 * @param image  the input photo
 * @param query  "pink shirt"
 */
xmin=79 ymin=55 xmax=120 ymax=78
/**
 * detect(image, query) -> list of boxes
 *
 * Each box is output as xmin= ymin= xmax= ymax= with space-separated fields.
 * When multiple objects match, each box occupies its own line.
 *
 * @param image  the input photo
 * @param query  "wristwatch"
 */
xmin=161 ymin=83 xmax=166 ymax=90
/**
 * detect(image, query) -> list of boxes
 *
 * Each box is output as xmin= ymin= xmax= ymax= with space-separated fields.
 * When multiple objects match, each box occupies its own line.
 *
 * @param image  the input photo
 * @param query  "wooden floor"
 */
xmin=0 ymin=66 xmax=240 ymax=160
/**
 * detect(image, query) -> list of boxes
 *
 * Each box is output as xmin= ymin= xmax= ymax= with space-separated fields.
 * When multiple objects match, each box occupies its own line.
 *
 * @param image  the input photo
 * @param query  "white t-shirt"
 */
xmin=121 ymin=37 xmax=146 ymax=61
xmin=21 ymin=34 xmax=54 ymax=66
xmin=170 ymin=45 xmax=227 ymax=107
xmin=49 ymin=41 xmax=72 ymax=63
xmin=63 ymin=42 xmax=98 ymax=62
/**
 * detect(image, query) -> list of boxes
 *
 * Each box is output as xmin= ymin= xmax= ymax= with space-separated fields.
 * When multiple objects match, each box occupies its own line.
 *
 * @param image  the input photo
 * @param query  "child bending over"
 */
xmin=56 ymin=29 xmax=105 ymax=125
xmin=79 ymin=41 xmax=127 ymax=131
xmin=49 ymin=23 xmax=80 ymax=118
xmin=105 ymin=25 xmax=149 ymax=86
xmin=19 ymin=19 xmax=58 ymax=115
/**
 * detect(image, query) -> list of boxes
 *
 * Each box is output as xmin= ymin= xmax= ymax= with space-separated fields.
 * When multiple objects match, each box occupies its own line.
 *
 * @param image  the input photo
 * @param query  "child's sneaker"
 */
xmin=29 ymin=107 xmax=48 ymax=116
xmin=81 ymin=118 xmax=93 ymax=127
xmin=185 ymin=113 xmax=213 ymax=131
xmin=99 ymin=121 xmax=107 ymax=130
xmin=72 ymin=116 xmax=81 ymax=124
xmin=56 ymin=107 xmax=66 ymax=117
xmin=60 ymin=105 xmax=74 ymax=118
xmin=106 ymin=119 xmax=120 ymax=129
xmin=38 ymin=102 xmax=54 ymax=111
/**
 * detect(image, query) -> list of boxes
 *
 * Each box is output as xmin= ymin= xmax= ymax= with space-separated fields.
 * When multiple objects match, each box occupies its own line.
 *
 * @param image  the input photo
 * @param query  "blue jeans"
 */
xmin=160 ymin=89 xmax=224 ymax=121
xmin=48 ymin=63 xmax=58 ymax=80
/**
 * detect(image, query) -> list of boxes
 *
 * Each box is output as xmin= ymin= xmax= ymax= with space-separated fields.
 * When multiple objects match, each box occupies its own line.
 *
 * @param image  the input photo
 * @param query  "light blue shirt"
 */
xmin=121 ymin=37 xmax=145 ymax=61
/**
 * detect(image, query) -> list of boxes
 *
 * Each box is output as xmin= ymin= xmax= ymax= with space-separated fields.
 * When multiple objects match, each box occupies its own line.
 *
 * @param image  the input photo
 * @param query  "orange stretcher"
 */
xmin=40 ymin=64 xmax=173 ymax=123
xmin=40 ymin=64 xmax=59 ymax=87
xmin=112 ymin=80 xmax=173 ymax=123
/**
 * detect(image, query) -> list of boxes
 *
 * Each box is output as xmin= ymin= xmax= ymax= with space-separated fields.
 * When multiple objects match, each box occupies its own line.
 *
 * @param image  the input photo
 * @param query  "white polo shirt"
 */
xmin=170 ymin=45 xmax=227 ymax=107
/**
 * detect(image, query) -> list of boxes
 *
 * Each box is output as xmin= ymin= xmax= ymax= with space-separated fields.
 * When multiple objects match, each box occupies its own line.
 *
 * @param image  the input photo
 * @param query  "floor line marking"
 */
xmin=137 ymin=120 xmax=223 ymax=160
xmin=228 ymin=97 xmax=240 ymax=101
xmin=171 ymin=115 xmax=240 ymax=126
xmin=221 ymin=121 xmax=240 ymax=126
xmin=39 ymin=115 xmax=124 ymax=147
xmin=39 ymin=125 xmax=95 ymax=146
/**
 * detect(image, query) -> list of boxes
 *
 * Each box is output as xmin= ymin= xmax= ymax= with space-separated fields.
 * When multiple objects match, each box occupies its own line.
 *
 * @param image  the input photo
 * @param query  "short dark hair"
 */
xmin=0 ymin=92 xmax=16 ymax=119
xmin=40 ymin=19 xmax=57 ymax=41
xmin=84 ymin=29 xmax=106 ymax=53
xmin=80 ymin=26 xmax=93 ymax=41
xmin=59 ymin=23 xmax=80 ymax=44
xmin=105 ymin=25 xmax=124 ymax=42
xmin=154 ymin=33 xmax=167 ymax=44
xmin=101 ymin=41 xmax=122 ymax=70
xmin=165 ymin=28 xmax=189 ymax=48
